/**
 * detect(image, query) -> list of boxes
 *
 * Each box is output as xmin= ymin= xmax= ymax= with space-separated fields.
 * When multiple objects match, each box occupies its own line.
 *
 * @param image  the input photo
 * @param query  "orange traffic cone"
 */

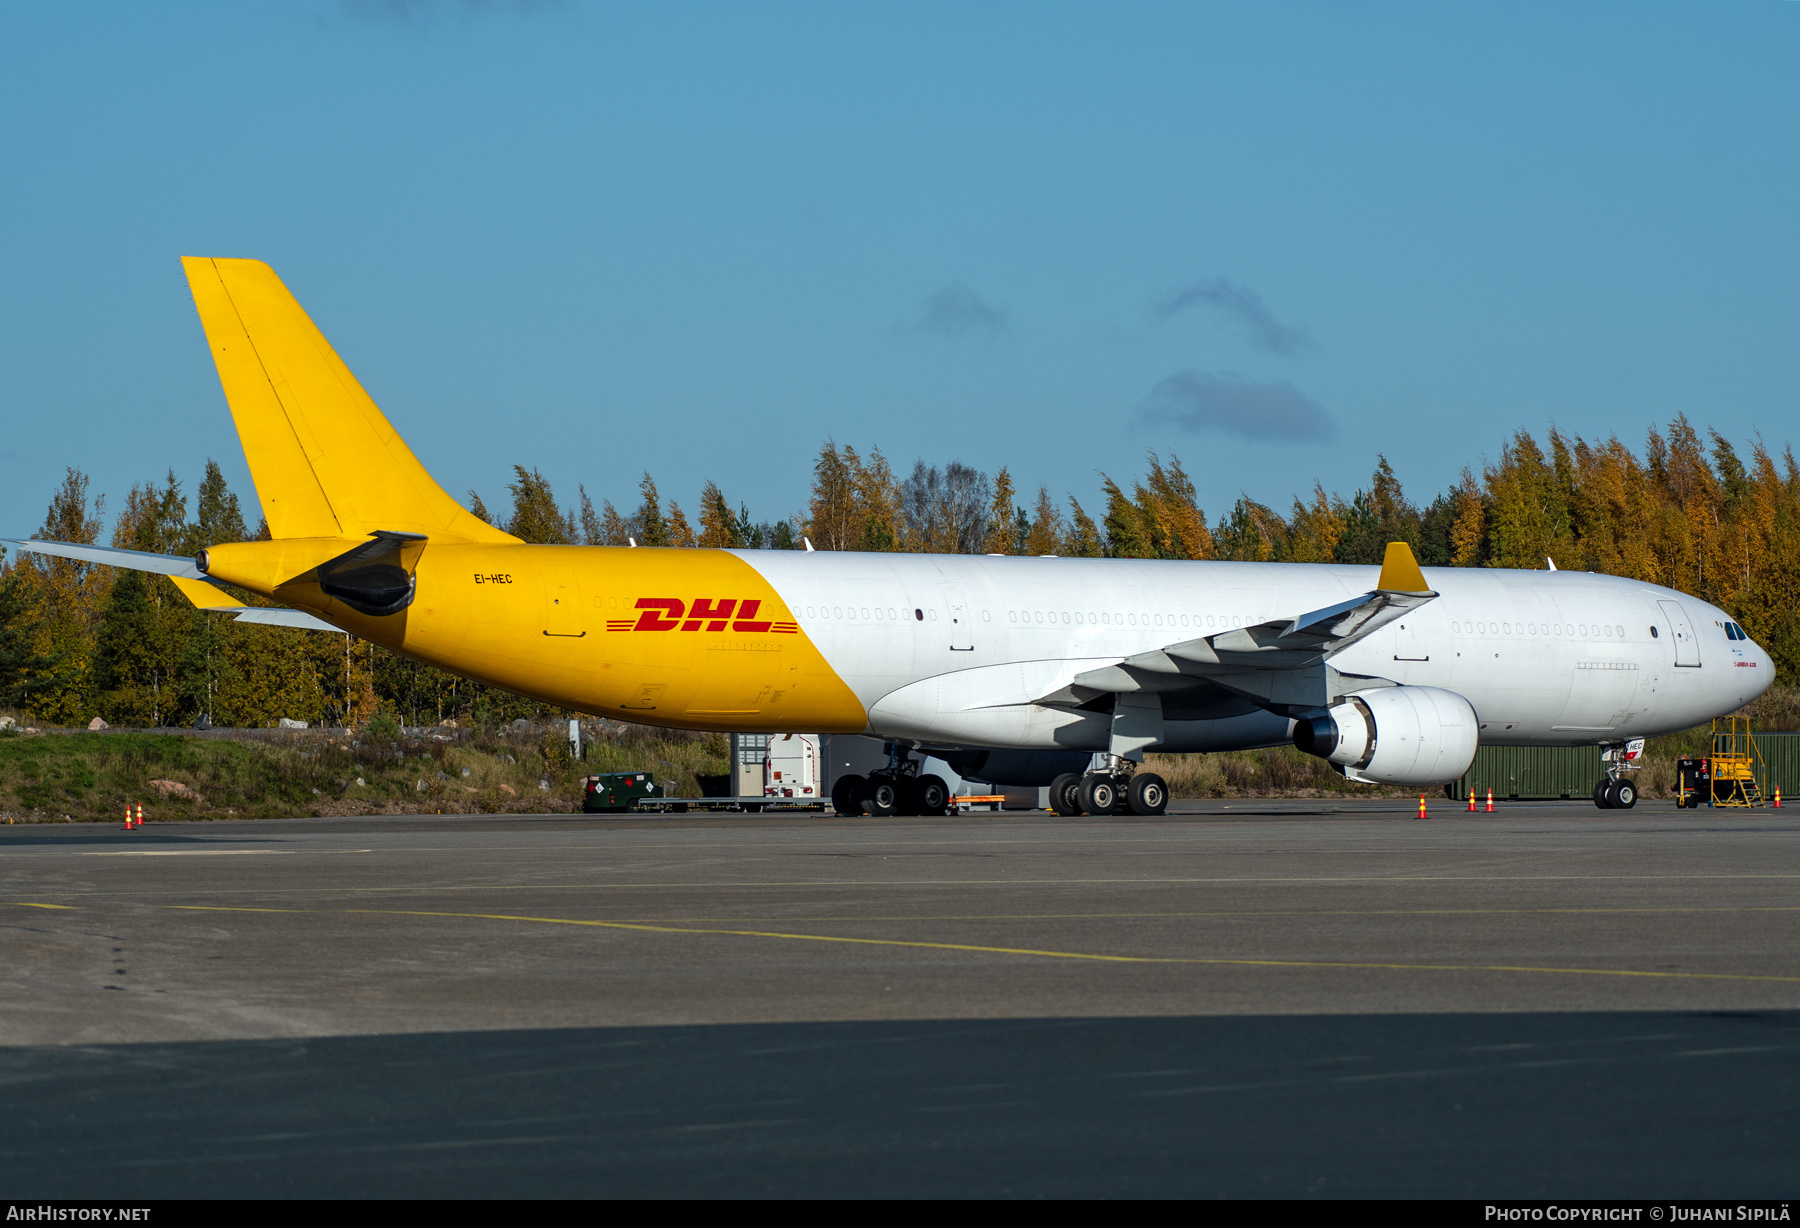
xmin=1466 ymin=790 xmax=1477 ymax=812
xmin=123 ymin=805 xmax=132 ymax=831
xmin=1486 ymin=788 xmax=1495 ymax=813
xmin=135 ymin=802 xmax=144 ymax=828
xmin=1775 ymin=787 xmax=1782 ymax=809
xmin=1418 ymin=794 xmax=1428 ymax=819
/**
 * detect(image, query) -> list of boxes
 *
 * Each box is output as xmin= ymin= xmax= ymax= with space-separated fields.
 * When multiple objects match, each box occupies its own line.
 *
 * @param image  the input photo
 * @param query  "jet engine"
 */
xmin=1291 ymin=686 xmax=1479 ymax=786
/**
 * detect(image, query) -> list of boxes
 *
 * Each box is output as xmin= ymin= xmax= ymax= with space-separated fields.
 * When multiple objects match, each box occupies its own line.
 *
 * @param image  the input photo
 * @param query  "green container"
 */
xmin=1747 ymin=732 xmax=1800 ymax=802
xmin=1449 ymin=745 xmax=1604 ymax=801
xmin=582 ymin=771 xmax=660 ymax=813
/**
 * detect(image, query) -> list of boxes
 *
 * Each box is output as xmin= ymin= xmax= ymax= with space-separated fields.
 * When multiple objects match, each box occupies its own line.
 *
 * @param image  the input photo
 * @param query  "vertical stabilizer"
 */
xmin=182 ymin=257 xmax=518 ymax=544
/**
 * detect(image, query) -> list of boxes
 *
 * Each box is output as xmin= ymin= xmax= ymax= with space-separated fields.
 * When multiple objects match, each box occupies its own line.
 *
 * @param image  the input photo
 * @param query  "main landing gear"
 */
xmin=1048 ymin=758 xmax=1168 ymax=817
xmin=831 ymin=744 xmax=951 ymax=817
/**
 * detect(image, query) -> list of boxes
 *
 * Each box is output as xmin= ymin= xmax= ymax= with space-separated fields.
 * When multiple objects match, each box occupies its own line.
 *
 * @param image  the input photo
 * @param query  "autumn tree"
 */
xmin=1024 ymin=487 xmax=1066 ymax=556
xmin=697 ymin=481 xmax=739 ymax=548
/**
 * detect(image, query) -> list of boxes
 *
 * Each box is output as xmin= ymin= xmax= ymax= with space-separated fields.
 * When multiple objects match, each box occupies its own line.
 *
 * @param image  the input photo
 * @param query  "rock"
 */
xmin=0 ymin=716 xmax=14 ymax=731
xmin=415 ymin=779 xmax=427 ymax=792
xmin=440 ymin=719 xmax=458 ymax=729
xmin=498 ymin=783 xmax=516 ymax=796
xmin=146 ymin=779 xmax=201 ymax=801
xmin=354 ymin=777 xmax=367 ymax=788
xmin=87 ymin=717 xmax=108 ymax=731
xmin=511 ymin=719 xmax=531 ymax=731
xmin=460 ymin=767 xmax=472 ymax=778
xmin=278 ymin=718 xmax=307 ymax=730
xmin=193 ymin=714 xmax=213 ymax=731
xmin=538 ymin=778 xmax=551 ymax=790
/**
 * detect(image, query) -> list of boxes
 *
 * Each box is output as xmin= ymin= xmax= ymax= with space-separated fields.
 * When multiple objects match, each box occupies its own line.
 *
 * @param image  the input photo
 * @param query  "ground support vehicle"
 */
xmin=634 ymin=796 xmax=828 ymax=814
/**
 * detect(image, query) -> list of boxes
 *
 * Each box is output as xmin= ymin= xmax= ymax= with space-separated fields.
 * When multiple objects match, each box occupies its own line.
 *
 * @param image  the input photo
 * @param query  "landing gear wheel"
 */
xmin=894 ymin=777 xmax=920 ymax=816
xmin=1593 ymin=779 xmax=1614 ymax=810
xmin=832 ymin=774 xmax=865 ymax=816
xmin=1127 ymin=772 xmax=1168 ymax=816
xmin=1048 ymin=772 xmax=1083 ymax=817
xmin=862 ymin=774 xmax=902 ymax=817
xmin=914 ymin=774 xmax=950 ymax=816
xmin=1608 ymin=778 xmax=1637 ymax=809
xmin=1077 ymin=773 xmax=1117 ymax=816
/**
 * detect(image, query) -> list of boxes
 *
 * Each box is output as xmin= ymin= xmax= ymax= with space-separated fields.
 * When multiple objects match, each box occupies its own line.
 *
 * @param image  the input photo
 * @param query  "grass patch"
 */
xmin=0 ymin=720 xmax=727 ymax=822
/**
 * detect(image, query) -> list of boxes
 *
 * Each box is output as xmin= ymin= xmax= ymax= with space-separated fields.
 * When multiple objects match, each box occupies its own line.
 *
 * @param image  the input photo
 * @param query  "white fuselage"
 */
xmin=739 ymin=552 xmax=1772 ymax=753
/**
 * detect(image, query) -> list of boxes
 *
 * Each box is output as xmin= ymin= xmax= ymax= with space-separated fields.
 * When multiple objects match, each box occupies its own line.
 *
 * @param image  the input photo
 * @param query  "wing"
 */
xmin=1041 ymin=543 xmax=1438 ymax=714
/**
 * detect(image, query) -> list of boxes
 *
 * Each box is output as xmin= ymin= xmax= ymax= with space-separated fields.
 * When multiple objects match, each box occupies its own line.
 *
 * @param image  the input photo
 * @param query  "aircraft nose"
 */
xmin=1744 ymin=635 xmax=1776 ymax=701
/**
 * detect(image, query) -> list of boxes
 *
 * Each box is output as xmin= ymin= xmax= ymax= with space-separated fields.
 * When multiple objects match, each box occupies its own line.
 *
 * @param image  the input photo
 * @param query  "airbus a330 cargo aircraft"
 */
xmin=8 ymin=259 xmax=1772 ymax=816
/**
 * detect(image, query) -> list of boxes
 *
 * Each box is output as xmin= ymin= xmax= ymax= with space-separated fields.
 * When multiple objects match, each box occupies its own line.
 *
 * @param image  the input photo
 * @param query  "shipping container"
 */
xmin=1720 ymin=731 xmax=1800 ymax=802
xmin=1446 ymin=733 xmax=1800 ymax=804
xmin=1448 ymin=745 xmax=1604 ymax=801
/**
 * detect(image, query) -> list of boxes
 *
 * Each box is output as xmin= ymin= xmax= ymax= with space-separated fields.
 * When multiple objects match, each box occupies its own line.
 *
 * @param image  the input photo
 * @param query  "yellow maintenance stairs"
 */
xmin=1708 ymin=716 xmax=1765 ymax=808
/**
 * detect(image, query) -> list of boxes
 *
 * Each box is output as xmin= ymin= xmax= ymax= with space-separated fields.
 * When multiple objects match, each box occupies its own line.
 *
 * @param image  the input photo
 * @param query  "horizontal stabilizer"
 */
xmin=9 ymin=539 xmax=341 ymax=633
xmin=224 ymin=607 xmax=339 ymax=631
xmin=4 ymin=538 xmax=207 ymax=578
xmin=168 ymin=569 xmax=340 ymax=630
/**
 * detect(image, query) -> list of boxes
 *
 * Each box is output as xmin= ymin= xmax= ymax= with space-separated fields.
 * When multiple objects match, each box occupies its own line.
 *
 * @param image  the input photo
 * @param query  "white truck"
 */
xmin=764 ymin=733 xmax=821 ymax=800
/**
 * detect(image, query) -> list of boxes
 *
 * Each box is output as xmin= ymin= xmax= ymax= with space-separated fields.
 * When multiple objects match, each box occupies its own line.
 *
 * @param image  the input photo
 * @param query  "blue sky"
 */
xmin=3 ymin=2 xmax=1797 ymax=538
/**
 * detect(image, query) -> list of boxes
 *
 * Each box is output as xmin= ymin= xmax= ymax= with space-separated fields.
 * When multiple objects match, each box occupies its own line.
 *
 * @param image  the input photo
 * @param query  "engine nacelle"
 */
xmin=1292 ymin=686 xmax=1479 ymax=786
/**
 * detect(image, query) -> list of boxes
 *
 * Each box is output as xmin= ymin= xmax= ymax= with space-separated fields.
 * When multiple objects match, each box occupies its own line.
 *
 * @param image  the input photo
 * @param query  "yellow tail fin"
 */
xmin=182 ymin=257 xmax=518 ymax=544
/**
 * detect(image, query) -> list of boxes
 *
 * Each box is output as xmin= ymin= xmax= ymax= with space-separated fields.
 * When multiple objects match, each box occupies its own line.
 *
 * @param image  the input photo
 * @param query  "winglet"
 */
xmin=1376 ymin=541 xmax=1430 ymax=594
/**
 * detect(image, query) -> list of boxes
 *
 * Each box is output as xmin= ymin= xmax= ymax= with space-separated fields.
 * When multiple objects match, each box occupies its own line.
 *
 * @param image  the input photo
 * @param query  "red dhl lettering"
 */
xmin=630 ymin=598 xmax=776 ymax=633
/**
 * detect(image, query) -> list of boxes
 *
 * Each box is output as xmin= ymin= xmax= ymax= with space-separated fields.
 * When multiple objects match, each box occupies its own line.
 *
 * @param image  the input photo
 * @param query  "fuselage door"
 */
xmin=545 ymin=567 xmax=585 ymax=638
xmin=946 ymin=591 xmax=974 ymax=652
xmin=1658 ymin=599 xmax=1700 ymax=667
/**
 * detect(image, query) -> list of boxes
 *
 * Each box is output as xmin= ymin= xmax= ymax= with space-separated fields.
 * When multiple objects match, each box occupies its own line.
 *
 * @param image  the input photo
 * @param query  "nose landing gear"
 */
xmin=1593 ymin=775 xmax=1638 ymax=809
xmin=1593 ymin=739 xmax=1645 ymax=809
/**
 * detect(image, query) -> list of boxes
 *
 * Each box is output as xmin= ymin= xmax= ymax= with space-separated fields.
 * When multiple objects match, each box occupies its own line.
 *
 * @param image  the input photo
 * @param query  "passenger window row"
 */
xmin=1007 ymin=611 xmax=1248 ymax=630
xmin=1451 ymin=620 xmax=1627 ymax=638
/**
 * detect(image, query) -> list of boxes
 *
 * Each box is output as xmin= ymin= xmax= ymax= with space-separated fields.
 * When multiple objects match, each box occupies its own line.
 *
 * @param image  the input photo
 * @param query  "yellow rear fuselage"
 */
xmin=201 ymin=538 xmax=868 ymax=732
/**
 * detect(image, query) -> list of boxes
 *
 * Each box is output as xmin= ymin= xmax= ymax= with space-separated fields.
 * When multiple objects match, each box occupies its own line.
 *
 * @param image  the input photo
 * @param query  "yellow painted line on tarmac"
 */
xmin=4 ymin=902 xmax=76 ymax=909
xmin=256 ymin=905 xmax=1799 ymax=986
xmin=587 ymin=905 xmax=1800 ymax=924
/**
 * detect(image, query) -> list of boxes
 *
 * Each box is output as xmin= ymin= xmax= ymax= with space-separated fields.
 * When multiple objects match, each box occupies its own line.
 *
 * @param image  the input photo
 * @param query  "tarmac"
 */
xmin=3 ymin=798 xmax=1798 ymax=1197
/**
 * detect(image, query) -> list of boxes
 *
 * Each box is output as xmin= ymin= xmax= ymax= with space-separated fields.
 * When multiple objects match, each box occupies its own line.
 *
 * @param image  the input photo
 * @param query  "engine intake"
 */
xmin=1292 ymin=686 xmax=1479 ymax=786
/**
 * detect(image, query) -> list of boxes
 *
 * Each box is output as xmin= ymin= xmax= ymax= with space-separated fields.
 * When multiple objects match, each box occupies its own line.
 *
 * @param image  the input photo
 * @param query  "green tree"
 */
xmin=506 ymin=466 xmax=572 ymax=544
xmin=0 ymin=566 xmax=61 ymax=710
xmin=1064 ymin=498 xmax=1104 ymax=557
xmin=982 ymin=467 xmax=1020 ymax=554
xmin=19 ymin=468 xmax=107 ymax=723
xmin=634 ymin=473 xmax=668 ymax=547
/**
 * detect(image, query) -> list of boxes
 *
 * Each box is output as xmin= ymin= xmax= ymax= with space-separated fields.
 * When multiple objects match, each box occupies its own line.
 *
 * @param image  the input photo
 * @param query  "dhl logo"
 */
xmin=605 ymin=598 xmax=798 ymax=634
